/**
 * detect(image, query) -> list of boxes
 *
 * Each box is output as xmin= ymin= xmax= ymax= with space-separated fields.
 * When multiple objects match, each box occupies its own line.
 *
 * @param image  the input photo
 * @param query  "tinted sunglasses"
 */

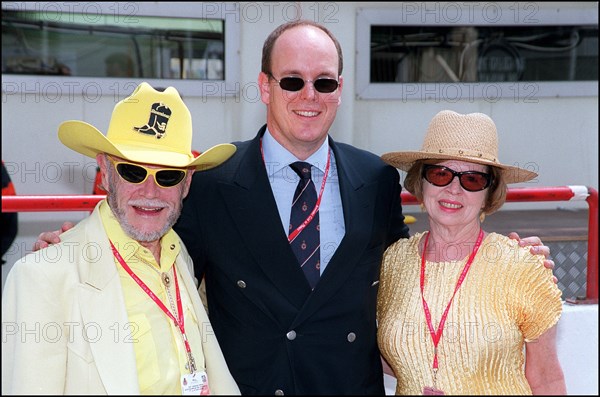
xmin=269 ymin=74 xmax=339 ymax=93
xmin=111 ymin=159 xmax=187 ymax=188
xmin=423 ymin=164 xmax=492 ymax=192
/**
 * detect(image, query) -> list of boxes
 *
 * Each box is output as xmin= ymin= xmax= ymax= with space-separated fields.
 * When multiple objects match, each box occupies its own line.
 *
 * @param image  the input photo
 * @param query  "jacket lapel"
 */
xmin=77 ymin=208 xmax=140 ymax=394
xmin=292 ymin=138 xmax=377 ymax=326
xmin=219 ymin=128 xmax=311 ymax=312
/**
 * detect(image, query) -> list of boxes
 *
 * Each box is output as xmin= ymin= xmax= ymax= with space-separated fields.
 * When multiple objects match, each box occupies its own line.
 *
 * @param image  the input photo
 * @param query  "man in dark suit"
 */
xmin=174 ymin=20 xmax=408 ymax=394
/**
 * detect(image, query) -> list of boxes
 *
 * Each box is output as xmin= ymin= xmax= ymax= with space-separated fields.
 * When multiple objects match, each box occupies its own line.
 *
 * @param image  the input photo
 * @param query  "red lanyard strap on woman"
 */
xmin=420 ymin=228 xmax=484 ymax=371
xmin=109 ymin=240 xmax=196 ymax=373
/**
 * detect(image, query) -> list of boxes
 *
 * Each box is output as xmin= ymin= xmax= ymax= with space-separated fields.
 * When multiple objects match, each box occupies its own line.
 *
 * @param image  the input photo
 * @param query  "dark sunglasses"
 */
xmin=269 ymin=74 xmax=339 ymax=93
xmin=111 ymin=159 xmax=187 ymax=188
xmin=423 ymin=164 xmax=492 ymax=192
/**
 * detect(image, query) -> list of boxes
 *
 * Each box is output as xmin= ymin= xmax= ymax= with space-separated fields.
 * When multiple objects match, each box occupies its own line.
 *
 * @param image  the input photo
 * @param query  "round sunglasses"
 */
xmin=422 ymin=164 xmax=492 ymax=192
xmin=268 ymin=74 xmax=339 ymax=93
xmin=111 ymin=159 xmax=187 ymax=188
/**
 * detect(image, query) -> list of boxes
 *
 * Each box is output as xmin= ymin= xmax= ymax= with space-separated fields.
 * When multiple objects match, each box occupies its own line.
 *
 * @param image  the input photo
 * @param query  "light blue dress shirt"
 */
xmin=261 ymin=128 xmax=345 ymax=274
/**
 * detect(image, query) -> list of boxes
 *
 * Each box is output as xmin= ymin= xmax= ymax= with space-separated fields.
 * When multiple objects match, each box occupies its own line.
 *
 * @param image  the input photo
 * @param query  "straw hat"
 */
xmin=58 ymin=82 xmax=235 ymax=170
xmin=381 ymin=110 xmax=537 ymax=184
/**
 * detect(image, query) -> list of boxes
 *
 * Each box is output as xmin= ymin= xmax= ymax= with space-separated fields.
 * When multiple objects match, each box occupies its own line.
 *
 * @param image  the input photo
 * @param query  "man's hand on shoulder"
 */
xmin=508 ymin=232 xmax=557 ymax=284
xmin=32 ymin=221 xmax=75 ymax=251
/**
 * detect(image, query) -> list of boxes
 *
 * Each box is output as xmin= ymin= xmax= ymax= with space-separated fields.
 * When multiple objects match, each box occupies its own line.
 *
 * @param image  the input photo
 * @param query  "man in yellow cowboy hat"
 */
xmin=1 ymin=82 xmax=240 ymax=395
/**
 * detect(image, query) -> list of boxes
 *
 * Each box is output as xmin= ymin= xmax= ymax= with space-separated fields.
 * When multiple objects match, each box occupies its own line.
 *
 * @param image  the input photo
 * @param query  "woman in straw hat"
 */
xmin=377 ymin=110 xmax=565 ymax=395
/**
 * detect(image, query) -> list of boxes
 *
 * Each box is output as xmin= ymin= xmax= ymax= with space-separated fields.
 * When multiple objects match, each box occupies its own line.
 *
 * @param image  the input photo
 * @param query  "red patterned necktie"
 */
xmin=289 ymin=162 xmax=320 ymax=289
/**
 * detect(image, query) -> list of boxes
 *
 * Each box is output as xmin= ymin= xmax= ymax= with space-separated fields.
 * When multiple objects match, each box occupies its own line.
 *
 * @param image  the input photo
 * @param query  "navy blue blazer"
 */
xmin=175 ymin=125 xmax=409 ymax=395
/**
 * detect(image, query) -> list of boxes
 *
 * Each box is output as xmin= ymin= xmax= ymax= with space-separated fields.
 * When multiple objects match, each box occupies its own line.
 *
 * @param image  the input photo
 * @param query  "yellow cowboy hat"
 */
xmin=58 ymin=82 xmax=235 ymax=170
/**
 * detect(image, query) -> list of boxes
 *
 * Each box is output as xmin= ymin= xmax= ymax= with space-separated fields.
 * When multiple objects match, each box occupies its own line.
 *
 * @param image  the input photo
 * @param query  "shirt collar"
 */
xmin=262 ymin=127 xmax=330 ymax=177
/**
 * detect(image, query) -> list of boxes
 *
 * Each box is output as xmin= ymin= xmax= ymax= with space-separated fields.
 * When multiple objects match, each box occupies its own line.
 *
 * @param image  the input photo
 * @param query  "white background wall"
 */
xmin=2 ymin=3 xmax=598 ymax=390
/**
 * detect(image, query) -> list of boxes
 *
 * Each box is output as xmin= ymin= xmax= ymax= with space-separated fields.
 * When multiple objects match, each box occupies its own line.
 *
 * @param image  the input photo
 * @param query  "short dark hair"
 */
xmin=261 ymin=20 xmax=343 ymax=76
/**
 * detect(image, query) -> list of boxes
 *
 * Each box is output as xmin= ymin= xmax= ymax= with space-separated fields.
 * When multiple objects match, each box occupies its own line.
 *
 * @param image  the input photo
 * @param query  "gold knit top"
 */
xmin=377 ymin=232 xmax=562 ymax=395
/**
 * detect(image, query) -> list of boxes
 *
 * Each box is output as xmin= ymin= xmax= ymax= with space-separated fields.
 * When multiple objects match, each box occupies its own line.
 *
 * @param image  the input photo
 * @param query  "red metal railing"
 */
xmin=2 ymin=186 xmax=598 ymax=302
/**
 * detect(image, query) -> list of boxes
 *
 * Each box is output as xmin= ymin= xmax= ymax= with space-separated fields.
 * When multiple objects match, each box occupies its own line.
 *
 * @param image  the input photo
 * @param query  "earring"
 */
xmin=420 ymin=203 xmax=426 ymax=213
xmin=479 ymin=212 xmax=486 ymax=223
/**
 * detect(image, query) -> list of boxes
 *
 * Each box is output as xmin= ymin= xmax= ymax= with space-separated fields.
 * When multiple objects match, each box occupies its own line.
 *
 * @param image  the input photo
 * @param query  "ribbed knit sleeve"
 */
xmin=502 ymin=237 xmax=562 ymax=342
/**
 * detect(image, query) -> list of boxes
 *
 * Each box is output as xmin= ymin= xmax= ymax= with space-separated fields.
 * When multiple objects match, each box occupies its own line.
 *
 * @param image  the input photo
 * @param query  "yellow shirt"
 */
xmin=377 ymin=232 xmax=562 ymax=395
xmin=99 ymin=201 xmax=205 ymax=394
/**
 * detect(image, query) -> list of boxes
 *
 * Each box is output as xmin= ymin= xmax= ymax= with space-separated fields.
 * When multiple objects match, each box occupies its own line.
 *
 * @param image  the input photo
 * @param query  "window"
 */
xmin=357 ymin=4 xmax=598 ymax=100
xmin=3 ymin=12 xmax=224 ymax=80
xmin=1 ymin=2 xmax=240 ymax=97
xmin=370 ymin=25 xmax=597 ymax=83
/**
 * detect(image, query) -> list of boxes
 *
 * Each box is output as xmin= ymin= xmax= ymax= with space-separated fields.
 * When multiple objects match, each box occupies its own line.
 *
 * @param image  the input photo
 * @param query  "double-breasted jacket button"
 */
xmin=347 ymin=332 xmax=357 ymax=342
xmin=275 ymin=389 xmax=284 ymax=395
xmin=236 ymin=280 xmax=246 ymax=288
xmin=286 ymin=330 xmax=297 ymax=340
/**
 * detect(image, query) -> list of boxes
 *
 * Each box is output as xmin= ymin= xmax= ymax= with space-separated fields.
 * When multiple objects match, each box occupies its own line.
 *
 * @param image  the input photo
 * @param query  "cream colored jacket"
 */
xmin=1 ymin=204 xmax=240 ymax=395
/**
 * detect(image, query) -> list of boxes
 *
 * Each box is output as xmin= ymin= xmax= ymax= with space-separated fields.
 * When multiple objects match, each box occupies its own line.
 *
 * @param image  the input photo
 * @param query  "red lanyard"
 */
xmin=259 ymin=139 xmax=331 ymax=243
xmin=287 ymin=150 xmax=330 ymax=243
xmin=420 ymin=228 xmax=484 ymax=371
xmin=109 ymin=240 xmax=196 ymax=373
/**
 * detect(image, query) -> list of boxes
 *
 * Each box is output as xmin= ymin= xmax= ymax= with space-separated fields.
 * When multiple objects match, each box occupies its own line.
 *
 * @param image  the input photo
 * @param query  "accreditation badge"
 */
xmin=181 ymin=371 xmax=210 ymax=395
